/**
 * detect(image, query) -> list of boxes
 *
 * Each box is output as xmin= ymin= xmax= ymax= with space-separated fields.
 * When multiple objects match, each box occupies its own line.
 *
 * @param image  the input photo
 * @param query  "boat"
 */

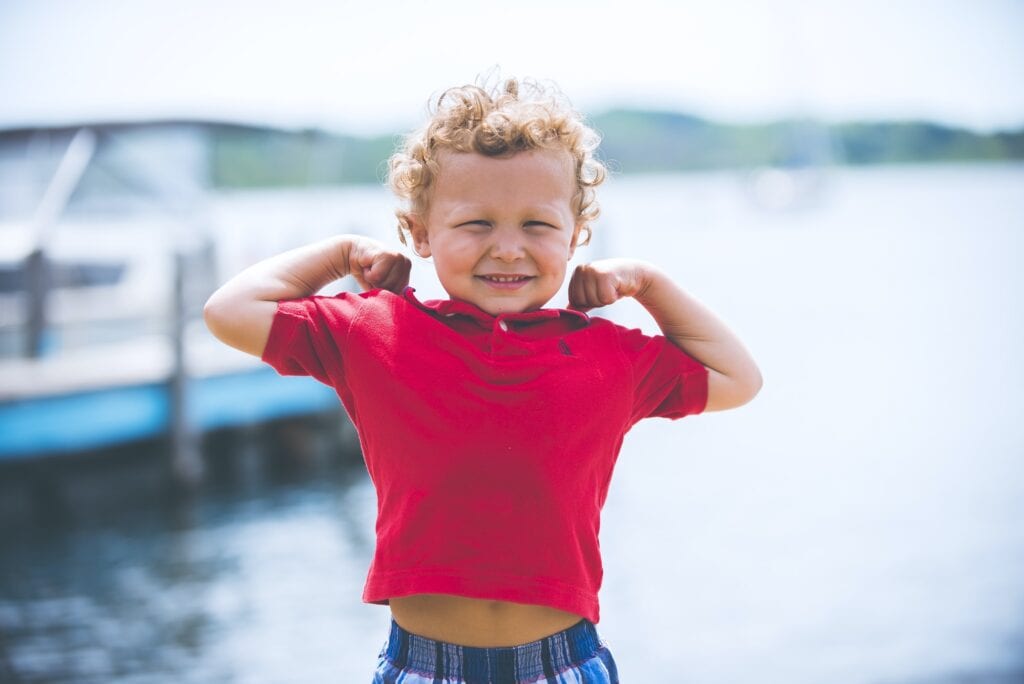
xmin=0 ymin=121 xmax=360 ymax=481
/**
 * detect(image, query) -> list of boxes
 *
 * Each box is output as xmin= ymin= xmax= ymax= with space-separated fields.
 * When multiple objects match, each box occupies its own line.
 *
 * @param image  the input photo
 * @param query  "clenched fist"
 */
xmin=567 ymin=258 xmax=652 ymax=311
xmin=347 ymin=237 xmax=412 ymax=294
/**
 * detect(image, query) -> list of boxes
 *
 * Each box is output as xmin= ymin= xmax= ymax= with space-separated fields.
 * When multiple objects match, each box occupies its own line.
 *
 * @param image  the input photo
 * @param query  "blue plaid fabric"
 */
xmin=373 ymin=618 xmax=619 ymax=683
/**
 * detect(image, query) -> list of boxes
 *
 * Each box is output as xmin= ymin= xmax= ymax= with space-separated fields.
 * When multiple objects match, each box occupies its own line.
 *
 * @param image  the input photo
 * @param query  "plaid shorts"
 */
xmin=373 ymin=617 xmax=619 ymax=683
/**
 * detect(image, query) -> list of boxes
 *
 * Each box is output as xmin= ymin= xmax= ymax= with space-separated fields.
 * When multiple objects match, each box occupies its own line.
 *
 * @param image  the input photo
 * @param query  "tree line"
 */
xmin=209 ymin=110 xmax=1024 ymax=188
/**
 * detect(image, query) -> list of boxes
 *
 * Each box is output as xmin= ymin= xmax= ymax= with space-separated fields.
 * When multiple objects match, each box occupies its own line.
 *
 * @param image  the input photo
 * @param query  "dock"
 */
xmin=0 ymin=121 xmax=372 ymax=488
xmin=0 ymin=326 xmax=341 ymax=461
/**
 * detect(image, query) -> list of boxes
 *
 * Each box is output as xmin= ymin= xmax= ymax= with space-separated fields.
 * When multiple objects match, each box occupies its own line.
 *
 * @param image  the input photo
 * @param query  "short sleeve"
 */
xmin=260 ymin=291 xmax=367 ymax=388
xmin=614 ymin=324 xmax=709 ymax=425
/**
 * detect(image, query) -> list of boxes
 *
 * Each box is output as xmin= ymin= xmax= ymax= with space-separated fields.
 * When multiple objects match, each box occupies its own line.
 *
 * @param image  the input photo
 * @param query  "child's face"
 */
xmin=408 ymin=149 xmax=582 ymax=316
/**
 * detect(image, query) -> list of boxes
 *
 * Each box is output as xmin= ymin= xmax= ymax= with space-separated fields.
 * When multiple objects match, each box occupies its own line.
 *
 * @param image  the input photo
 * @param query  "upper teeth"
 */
xmin=488 ymin=276 xmax=525 ymax=282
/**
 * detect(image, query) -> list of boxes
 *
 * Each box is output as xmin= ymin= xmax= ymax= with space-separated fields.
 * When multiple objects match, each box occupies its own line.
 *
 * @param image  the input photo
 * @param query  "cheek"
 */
xmin=431 ymin=236 xmax=479 ymax=271
xmin=540 ymin=236 xmax=576 ymax=265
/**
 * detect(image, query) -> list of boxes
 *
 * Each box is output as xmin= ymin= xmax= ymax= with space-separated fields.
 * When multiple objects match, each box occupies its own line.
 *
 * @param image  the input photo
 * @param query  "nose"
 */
xmin=488 ymin=225 xmax=525 ymax=262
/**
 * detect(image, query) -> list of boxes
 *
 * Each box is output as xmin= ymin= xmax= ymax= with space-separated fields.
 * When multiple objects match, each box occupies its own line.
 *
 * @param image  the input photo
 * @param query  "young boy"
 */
xmin=204 ymin=78 xmax=761 ymax=683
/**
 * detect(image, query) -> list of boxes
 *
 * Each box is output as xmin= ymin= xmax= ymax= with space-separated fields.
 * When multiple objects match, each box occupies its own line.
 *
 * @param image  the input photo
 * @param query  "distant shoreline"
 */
xmin=207 ymin=111 xmax=1024 ymax=187
xmin=3 ymin=113 xmax=1020 ymax=189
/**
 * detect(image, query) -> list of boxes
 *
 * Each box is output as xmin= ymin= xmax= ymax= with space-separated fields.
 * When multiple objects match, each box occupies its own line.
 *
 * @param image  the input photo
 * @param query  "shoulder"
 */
xmin=315 ymin=287 xmax=449 ymax=338
xmin=584 ymin=314 xmax=706 ymax=374
xmin=264 ymin=289 xmax=412 ymax=351
xmin=279 ymin=287 xmax=404 ymax=318
xmin=574 ymin=313 xmax=648 ymax=348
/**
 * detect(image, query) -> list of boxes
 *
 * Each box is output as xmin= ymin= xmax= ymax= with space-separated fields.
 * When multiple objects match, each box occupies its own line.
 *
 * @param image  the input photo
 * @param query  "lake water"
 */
xmin=2 ymin=164 xmax=1023 ymax=683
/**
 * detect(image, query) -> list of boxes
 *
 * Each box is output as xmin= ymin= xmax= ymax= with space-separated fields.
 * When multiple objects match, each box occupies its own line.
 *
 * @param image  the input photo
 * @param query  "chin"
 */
xmin=485 ymin=301 xmax=529 ymax=316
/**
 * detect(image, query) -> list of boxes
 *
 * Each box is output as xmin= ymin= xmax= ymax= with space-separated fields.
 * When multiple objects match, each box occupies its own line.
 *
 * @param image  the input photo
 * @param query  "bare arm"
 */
xmin=568 ymin=259 xmax=762 ymax=411
xmin=203 ymin=234 xmax=411 ymax=357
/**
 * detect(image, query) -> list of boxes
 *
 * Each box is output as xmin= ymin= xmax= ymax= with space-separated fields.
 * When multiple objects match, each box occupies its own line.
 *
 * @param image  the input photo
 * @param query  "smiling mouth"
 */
xmin=478 ymin=275 xmax=533 ymax=283
xmin=476 ymin=274 xmax=534 ymax=289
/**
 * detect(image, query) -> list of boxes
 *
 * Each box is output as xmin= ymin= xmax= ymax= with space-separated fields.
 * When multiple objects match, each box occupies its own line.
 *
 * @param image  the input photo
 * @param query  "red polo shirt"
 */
xmin=262 ymin=287 xmax=708 ymax=623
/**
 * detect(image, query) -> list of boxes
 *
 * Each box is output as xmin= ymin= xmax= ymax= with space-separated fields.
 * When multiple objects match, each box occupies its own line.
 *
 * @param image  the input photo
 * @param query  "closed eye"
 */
xmin=456 ymin=220 xmax=491 ymax=228
xmin=524 ymin=221 xmax=558 ymax=229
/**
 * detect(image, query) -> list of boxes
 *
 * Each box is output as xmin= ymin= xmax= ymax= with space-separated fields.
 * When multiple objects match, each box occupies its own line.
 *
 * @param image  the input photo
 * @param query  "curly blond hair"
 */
xmin=388 ymin=78 xmax=607 ymax=247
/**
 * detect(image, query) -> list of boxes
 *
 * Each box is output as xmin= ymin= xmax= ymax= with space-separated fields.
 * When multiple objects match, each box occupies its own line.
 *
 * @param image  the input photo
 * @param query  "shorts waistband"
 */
xmin=383 ymin=618 xmax=603 ymax=681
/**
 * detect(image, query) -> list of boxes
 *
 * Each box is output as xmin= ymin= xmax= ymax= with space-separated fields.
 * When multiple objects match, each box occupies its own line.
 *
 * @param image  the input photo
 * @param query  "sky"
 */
xmin=1 ymin=0 xmax=1023 ymax=135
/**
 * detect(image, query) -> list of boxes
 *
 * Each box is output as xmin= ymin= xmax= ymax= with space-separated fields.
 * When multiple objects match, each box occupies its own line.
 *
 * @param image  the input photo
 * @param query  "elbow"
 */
xmin=740 ymin=367 xmax=763 ymax=406
xmin=725 ymin=375 xmax=762 ymax=411
xmin=203 ymin=292 xmax=230 ymax=342
xmin=732 ymin=363 xmax=763 ymax=408
xmin=201 ymin=290 xmax=273 ymax=358
xmin=704 ymin=365 xmax=763 ymax=412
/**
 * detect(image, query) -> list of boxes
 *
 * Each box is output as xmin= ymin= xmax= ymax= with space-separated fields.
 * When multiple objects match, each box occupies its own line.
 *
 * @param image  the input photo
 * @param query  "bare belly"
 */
xmin=388 ymin=594 xmax=584 ymax=647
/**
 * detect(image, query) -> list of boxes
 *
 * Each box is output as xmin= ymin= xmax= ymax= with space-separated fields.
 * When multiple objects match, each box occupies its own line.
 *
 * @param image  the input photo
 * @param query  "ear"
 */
xmin=406 ymin=214 xmax=432 ymax=258
xmin=567 ymin=222 xmax=585 ymax=260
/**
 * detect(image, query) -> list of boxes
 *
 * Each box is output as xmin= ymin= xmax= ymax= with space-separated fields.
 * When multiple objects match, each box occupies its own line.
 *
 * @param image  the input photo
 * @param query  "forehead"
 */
xmin=430 ymin=149 xmax=576 ymax=205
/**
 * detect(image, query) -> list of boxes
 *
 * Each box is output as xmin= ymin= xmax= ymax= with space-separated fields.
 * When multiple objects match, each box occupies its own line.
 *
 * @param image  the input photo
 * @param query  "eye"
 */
xmin=455 ymin=220 xmax=491 ymax=231
xmin=524 ymin=221 xmax=557 ymax=230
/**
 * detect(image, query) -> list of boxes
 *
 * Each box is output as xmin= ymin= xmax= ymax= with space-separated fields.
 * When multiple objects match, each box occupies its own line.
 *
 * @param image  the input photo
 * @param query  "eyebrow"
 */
xmin=442 ymin=202 xmax=569 ymax=218
xmin=449 ymin=214 xmax=567 ymax=227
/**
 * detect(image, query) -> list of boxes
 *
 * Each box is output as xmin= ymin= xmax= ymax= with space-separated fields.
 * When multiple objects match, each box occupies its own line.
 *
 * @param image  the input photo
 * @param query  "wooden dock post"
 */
xmin=168 ymin=249 xmax=203 ymax=489
xmin=24 ymin=248 xmax=49 ymax=358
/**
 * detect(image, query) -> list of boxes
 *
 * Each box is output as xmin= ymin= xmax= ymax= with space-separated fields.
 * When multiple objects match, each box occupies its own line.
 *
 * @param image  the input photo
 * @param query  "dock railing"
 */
xmin=24 ymin=128 xmax=97 ymax=358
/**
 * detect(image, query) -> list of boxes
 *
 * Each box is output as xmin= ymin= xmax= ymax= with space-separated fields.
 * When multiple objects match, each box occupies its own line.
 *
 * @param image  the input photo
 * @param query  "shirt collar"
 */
xmin=402 ymin=287 xmax=590 ymax=327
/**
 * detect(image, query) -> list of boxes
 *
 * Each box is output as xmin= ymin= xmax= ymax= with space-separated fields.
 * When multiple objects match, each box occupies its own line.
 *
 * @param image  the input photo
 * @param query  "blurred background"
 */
xmin=1 ymin=1 xmax=1022 ymax=682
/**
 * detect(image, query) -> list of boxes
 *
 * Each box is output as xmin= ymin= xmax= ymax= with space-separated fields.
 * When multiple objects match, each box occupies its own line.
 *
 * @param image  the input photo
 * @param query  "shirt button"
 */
xmin=498 ymin=320 xmax=508 ymax=332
